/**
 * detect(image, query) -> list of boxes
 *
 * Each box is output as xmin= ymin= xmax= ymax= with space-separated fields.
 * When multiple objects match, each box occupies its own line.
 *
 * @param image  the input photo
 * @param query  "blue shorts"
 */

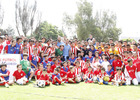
xmin=25 ymin=70 xmax=31 ymax=78
xmin=97 ymin=78 xmax=108 ymax=85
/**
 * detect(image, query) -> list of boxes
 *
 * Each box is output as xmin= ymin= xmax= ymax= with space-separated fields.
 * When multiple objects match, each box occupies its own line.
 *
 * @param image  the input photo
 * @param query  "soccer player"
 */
xmin=37 ymin=69 xmax=50 ymax=86
xmin=112 ymin=54 xmax=122 ymax=71
xmin=74 ymin=61 xmax=82 ymax=81
xmin=61 ymin=61 xmax=69 ymax=73
xmin=102 ymin=56 xmax=110 ymax=71
xmin=42 ymin=54 xmax=50 ymax=68
xmin=0 ymin=36 xmax=4 ymax=54
xmin=35 ymin=63 xmax=43 ymax=81
xmin=86 ymin=51 xmax=94 ymax=63
xmin=51 ymin=58 xmax=60 ymax=72
xmin=4 ymin=40 xmax=16 ymax=54
xmin=106 ymin=64 xmax=114 ymax=82
xmin=20 ymin=53 xmax=33 ymax=81
xmin=124 ymin=59 xmax=138 ymax=85
xmin=67 ymin=66 xmax=80 ymax=83
xmin=84 ymin=66 xmax=94 ymax=83
xmin=52 ymin=68 xmax=65 ymax=85
xmin=15 ymin=37 xmax=22 ymax=54
xmin=113 ymin=67 xmax=126 ymax=86
xmin=97 ymin=67 xmax=109 ymax=85
xmin=13 ymin=64 xmax=29 ymax=85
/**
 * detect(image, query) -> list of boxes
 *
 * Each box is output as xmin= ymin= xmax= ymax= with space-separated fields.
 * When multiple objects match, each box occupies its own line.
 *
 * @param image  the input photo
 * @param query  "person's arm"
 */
xmin=13 ymin=76 xmax=16 ymax=83
xmin=29 ymin=60 xmax=37 ymax=69
xmin=0 ymin=72 xmax=9 ymax=77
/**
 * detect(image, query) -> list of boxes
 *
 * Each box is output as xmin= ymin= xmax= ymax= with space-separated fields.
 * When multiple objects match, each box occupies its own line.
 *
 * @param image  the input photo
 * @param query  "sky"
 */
xmin=0 ymin=0 xmax=140 ymax=40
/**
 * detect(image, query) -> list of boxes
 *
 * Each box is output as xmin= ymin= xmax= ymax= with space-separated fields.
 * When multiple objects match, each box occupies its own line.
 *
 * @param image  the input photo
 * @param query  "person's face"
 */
xmin=55 ymin=60 xmax=58 ymax=64
xmin=63 ymin=63 xmax=67 ymax=67
xmin=42 ymin=71 xmax=47 ymax=75
xmin=107 ymin=66 xmax=112 ymax=71
xmin=19 ymin=39 xmax=22 ymax=43
xmin=111 ymin=46 xmax=115 ymax=50
xmin=129 ymin=61 xmax=133 ymax=65
xmin=1 ymin=66 xmax=6 ymax=71
xmin=67 ymin=62 xmax=70 ymax=66
xmin=23 ymin=49 xmax=28 ymax=53
xmin=101 ymin=70 xmax=105 ymax=74
xmin=118 ymin=42 xmax=122 ymax=47
xmin=60 ymin=46 xmax=64 ymax=50
xmin=133 ymin=45 xmax=137 ymax=50
xmin=42 ymin=39 xmax=45 ymax=43
xmin=17 ymin=65 xmax=22 ymax=71
xmin=98 ymin=48 xmax=102 ymax=51
xmin=114 ymin=56 xmax=118 ymax=60
xmin=110 ymin=55 xmax=114 ymax=59
xmin=124 ymin=52 xmax=128 ymax=57
xmin=23 ymin=56 xmax=28 ymax=60
xmin=33 ymin=50 xmax=37 ymax=54
xmin=41 ymin=53 xmax=44 ymax=57
xmin=0 ymin=38 xmax=3 ymax=43
xmin=12 ymin=41 xmax=16 ymax=46
xmin=133 ymin=53 xmax=137 ymax=57
xmin=88 ymin=68 xmax=92 ymax=72
xmin=39 ymin=65 xmax=43 ymax=70
xmin=95 ymin=53 xmax=99 ymax=57
xmin=45 ymin=56 xmax=48 ymax=60
xmin=72 ymin=54 xmax=75 ymax=58
xmin=24 ymin=41 xmax=27 ymax=45
xmin=76 ymin=62 xmax=80 ymax=67
xmin=117 ymin=70 xmax=121 ymax=74
xmin=91 ymin=46 xmax=94 ymax=50
xmin=47 ymin=65 xmax=51 ymax=69
xmin=127 ymin=46 xmax=130 ymax=49
xmin=71 ymin=68 xmax=74 ymax=72
xmin=89 ymin=52 xmax=92 ymax=56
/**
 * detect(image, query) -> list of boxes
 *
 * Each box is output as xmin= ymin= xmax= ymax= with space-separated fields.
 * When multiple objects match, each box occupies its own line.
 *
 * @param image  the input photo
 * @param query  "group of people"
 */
xmin=0 ymin=34 xmax=140 ymax=88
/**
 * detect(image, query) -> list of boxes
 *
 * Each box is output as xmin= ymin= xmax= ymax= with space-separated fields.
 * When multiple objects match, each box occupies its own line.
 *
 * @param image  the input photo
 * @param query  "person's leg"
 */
xmin=45 ymin=82 xmax=50 ymax=86
xmin=29 ymin=70 xmax=34 ymax=81
xmin=126 ymin=78 xmax=131 ymax=85
xmin=54 ymin=76 xmax=61 ymax=84
xmin=132 ymin=78 xmax=138 ymax=85
xmin=103 ymin=81 xmax=108 ymax=85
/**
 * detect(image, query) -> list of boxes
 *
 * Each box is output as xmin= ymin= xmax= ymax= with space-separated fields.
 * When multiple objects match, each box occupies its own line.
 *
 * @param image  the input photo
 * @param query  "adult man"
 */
xmin=63 ymin=39 xmax=71 ymax=61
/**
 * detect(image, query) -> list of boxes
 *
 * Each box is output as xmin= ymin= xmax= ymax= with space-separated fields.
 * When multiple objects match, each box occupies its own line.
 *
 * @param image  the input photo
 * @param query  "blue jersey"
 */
xmin=106 ymin=69 xmax=114 ymax=78
xmin=69 ymin=57 xmax=76 ymax=65
xmin=15 ymin=43 xmax=21 ymax=54
xmin=89 ymin=48 xmax=97 ymax=57
xmin=109 ymin=59 xmax=115 ymax=65
xmin=42 ymin=60 xmax=50 ymax=68
xmin=7 ymin=45 xmax=16 ymax=54
xmin=52 ymin=73 xmax=61 ymax=80
xmin=86 ymin=56 xmax=94 ymax=63
xmin=29 ymin=55 xmax=39 ymax=68
xmin=0 ymin=69 xmax=10 ymax=81
xmin=62 ymin=66 xmax=69 ymax=72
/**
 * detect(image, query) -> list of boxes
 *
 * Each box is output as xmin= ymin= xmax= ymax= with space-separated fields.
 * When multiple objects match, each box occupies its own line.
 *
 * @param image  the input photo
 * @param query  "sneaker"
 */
xmin=55 ymin=83 xmax=59 ymax=86
xmin=5 ymin=83 xmax=9 ymax=88
xmin=61 ymin=81 xmax=65 ymax=85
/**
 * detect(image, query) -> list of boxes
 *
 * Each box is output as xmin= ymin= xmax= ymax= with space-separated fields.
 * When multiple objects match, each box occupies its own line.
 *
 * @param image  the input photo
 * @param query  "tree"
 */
xmin=32 ymin=21 xmax=64 ymax=40
xmin=0 ymin=2 xmax=4 ymax=28
xmin=15 ymin=0 xmax=41 ymax=36
xmin=63 ymin=0 xmax=121 ymax=42
xmin=5 ymin=26 xmax=15 ymax=36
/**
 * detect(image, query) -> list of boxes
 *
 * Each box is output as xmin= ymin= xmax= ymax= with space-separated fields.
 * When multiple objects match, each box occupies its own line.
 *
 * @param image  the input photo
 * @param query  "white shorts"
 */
xmin=126 ymin=78 xmax=138 ymax=85
xmin=136 ymin=72 xmax=140 ymax=82
xmin=16 ymin=77 xmax=28 ymax=85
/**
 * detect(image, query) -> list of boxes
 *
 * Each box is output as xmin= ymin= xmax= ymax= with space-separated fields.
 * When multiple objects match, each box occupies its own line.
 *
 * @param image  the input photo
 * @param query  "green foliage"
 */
xmin=32 ymin=21 xmax=64 ymax=40
xmin=122 ymin=38 xmax=136 ymax=43
xmin=63 ymin=0 xmax=121 ymax=42
xmin=0 ymin=26 xmax=15 ymax=36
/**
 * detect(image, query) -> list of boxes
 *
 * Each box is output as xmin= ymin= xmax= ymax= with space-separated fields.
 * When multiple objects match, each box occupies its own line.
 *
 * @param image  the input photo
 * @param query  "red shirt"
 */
xmin=51 ymin=64 xmax=57 ymax=72
xmin=112 ymin=59 xmax=122 ymax=71
xmin=67 ymin=71 xmax=76 ymax=79
xmin=136 ymin=62 xmax=140 ymax=72
xmin=35 ymin=69 xmax=42 ymax=80
xmin=47 ymin=68 xmax=53 ymax=74
xmin=114 ymin=72 xmax=125 ymax=81
xmin=98 ymin=72 xmax=107 ymax=78
xmin=74 ymin=67 xmax=82 ymax=75
xmin=0 ymin=44 xmax=4 ymax=53
xmin=60 ymin=70 xmax=67 ymax=78
xmin=93 ymin=70 xmax=101 ymax=76
xmin=13 ymin=70 xmax=26 ymax=80
xmin=125 ymin=64 xmax=137 ymax=79
xmin=85 ymin=71 xmax=94 ymax=78
xmin=82 ymin=67 xmax=88 ymax=74
xmin=39 ymin=74 xmax=49 ymax=81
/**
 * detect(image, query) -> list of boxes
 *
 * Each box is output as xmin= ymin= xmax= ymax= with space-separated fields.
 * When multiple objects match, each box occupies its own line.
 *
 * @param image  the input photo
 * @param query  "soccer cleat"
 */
xmin=99 ymin=82 xmax=103 ymax=85
xmin=61 ymin=81 xmax=65 ymax=85
xmin=5 ymin=83 xmax=9 ymax=88
xmin=56 ymin=83 xmax=59 ymax=86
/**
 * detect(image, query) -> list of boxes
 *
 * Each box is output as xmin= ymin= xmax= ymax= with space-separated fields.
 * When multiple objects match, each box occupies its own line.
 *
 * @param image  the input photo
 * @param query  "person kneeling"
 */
xmin=37 ymin=69 xmax=50 ymax=87
xmin=13 ymin=64 xmax=28 ymax=85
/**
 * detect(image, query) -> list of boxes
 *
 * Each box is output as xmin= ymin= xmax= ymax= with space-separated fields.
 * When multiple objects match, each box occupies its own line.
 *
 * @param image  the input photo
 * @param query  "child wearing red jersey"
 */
xmin=74 ymin=61 xmax=82 ymax=81
xmin=136 ymin=62 xmax=140 ymax=82
xmin=106 ymin=64 xmax=114 ymax=82
xmin=67 ymin=66 xmax=80 ymax=83
xmin=84 ymin=66 xmax=94 ymax=83
xmin=13 ymin=64 xmax=28 ymax=85
xmin=37 ymin=69 xmax=50 ymax=86
xmin=52 ymin=68 xmax=64 ymax=85
xmin=97 ymin=67 xmax=109 ymax=85
xmin=93 ymin=65 xmax=101 ymax=82
xmin=0 ymin=76 xmax=9 ymax=88
xmin=124 ymin=59 xmax=138 ymax=85
xmin=112 ymin=54 xmax=122 ymax=71
xmin=113 ymin=67 xmax=126 ymax=86
xmin=35 ymin=63 xmax=43 ymax=81
xmin=51 ymin=58 xmax=60 ymax=72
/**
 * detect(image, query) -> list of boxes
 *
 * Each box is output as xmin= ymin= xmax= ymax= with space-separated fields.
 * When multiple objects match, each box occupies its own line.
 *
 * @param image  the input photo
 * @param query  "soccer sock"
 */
xmin=55 ymin=77 xmax=61 ymax=84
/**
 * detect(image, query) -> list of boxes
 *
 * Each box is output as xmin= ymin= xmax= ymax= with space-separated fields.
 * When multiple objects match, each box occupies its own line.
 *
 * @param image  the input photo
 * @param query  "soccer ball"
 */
xmin=38 ymin=80 xmax=45 ymax=88
xmin=103 ymin=76 xmax=110 ymax=82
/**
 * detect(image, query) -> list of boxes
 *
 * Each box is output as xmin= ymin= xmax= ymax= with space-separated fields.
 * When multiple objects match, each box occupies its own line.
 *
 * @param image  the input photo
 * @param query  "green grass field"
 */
xmin=0 ymin=82 xmax=140 ymax=100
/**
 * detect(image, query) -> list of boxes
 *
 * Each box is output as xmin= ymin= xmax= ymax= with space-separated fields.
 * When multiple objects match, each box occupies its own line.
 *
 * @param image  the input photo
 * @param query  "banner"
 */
xmin=0 ymin=54 xmax=21 ymax=81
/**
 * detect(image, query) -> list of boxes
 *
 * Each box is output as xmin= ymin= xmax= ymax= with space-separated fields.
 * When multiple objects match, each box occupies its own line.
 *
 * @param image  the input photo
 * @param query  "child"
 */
xmin=37 ymin=69 xmax=50 ymax=86
xmin=84 ymin=66 xmax=94 ymax=83
xmin=67 ymin=66 xmax=80 ymax=83
xmin=35 ymin=63 xmax=43 ymax=81
xmin=124 ymin=59 xmax=138 ymax=85
xmin=20 ymin=53 xmax=33 ymax=81
xmin=106 ymin=64 xmax=114 ymax=82
xmin=52 ymin=68 xmax=64 ymax=85
xmin=42 ymin=54 xmax=50 ymax=68
xmin=74 ymin=61 xmax=82 ymax=81
xmin=113 ymin=67 xmax=126 ymax=86
xmin=13 ymin=64 xmax=28 ymax=85
xmin=102 ymin=56 xmax=110 ymax=71
xmin=97 ymin=67 xmax=109 ymax=85
xmin=56 ymin=66 xmax=67 ymax=82
xmin=51 ymin=58 xmax=60 ymax=72
xmin=93 ymin=64 xmax=101 ymax=82
xmin=61 ymin=61 xmax=69 ymax=73
xmin=112 ymin=54 xmax=122 ymax=71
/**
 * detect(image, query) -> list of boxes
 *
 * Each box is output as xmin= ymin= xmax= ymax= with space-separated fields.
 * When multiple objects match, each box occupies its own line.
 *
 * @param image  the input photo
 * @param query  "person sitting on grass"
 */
xmin=52 ymin=68 xmax=65 ymax=85
xmin=93 ymin=64 xmax=101 ymax=82
xmin=0 ymin=63 xmax=13 ymax=85
xmin=112 ymin=67 xmax=126 ymax=86
xmin=106 ymin=64 xmax=114 ymax=82
xmin=35 ymin=63 xmax=43 ymax=82
xmin=84 ymin=66 xmax=94 ymax=83
xmin=13 ymin=64 xmax=29 ymax=85
xmin=37 ymin=68 xmax=50 ymax=87
xmin=20 ymin=53 xmax=33 ymax=82
xmin=67 ymin=66 xmax=80 ymax=83
xmin=97 ymin=67 xmax=109 ymax=85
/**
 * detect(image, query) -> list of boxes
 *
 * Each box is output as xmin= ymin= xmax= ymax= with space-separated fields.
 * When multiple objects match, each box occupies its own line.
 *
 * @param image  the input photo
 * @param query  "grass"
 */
xmin=0 ymin=82 xmax=140 ymax=100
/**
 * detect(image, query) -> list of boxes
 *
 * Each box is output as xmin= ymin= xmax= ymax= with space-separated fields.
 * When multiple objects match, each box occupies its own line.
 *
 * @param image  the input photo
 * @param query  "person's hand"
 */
xmin=27 ymin=67 xmax=29 ymax=71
